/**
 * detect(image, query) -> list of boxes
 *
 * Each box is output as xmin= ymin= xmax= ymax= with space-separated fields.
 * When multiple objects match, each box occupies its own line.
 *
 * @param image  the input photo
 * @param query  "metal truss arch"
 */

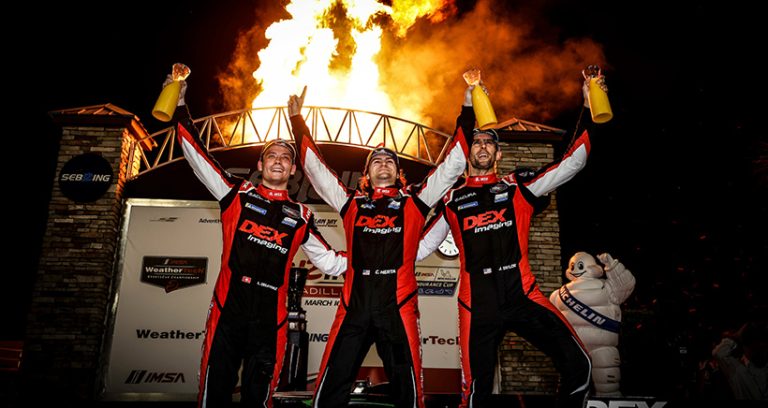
xmin=130 ymin=106 xmax=454 ymax=179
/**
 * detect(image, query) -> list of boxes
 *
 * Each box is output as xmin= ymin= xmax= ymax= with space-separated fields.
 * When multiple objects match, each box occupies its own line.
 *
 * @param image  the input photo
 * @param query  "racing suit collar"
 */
xmin=466 ymin=174 xmax=499 ymax=187
xmin=257 ymin=183 xmax=289 ymax=201
xmin=371 ymin=186 xmax=399 ymax=200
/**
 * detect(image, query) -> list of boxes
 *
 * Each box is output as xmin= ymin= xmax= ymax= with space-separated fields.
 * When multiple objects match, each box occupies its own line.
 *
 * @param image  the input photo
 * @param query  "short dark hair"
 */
xmin=364 ymin=146 xmax=400 ymax=174
xmin=472 ymin=128 xmax=499 ymax=142
xmin=260 ymin=139 xmax=296 ymax=163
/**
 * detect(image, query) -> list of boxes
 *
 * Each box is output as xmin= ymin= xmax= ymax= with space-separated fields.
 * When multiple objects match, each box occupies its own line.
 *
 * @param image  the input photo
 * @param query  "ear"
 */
xmin=257 ymin=160 xmax=263 ymax=172
xmin=495 ymin=150 xmax=502 ymax=161
xmin=289 ymin=163 xmax=297 ymax=176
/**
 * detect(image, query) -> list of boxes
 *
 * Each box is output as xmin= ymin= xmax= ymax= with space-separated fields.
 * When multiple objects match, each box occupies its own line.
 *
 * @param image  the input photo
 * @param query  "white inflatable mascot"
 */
xmin=550 ymin=252 xmax=636 ymax=397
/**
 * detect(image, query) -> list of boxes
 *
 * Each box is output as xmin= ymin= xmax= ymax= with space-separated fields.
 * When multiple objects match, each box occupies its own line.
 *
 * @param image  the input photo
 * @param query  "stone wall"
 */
xmin=22 ymin=108 xmax=145 ymax=402
xmin=496 ymin=142 xmax=564 ymax=395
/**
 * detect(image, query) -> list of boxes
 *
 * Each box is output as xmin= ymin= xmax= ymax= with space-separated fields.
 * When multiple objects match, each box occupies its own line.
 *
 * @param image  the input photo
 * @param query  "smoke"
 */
xmin=218 ymin=0 xmax=606 ymax=131
xmin=216 ymin=4 xmax=287 ymax=111
xmin=378 ymin=0 xmax=606 ymax=129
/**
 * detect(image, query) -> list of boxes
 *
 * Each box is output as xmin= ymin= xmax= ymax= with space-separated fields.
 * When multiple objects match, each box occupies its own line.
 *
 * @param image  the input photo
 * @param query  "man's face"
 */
xmin=258 ymin=145 xmax=296 ymax=187
xmin=367 ymin=155 xmax=398 ymax=187
xmin=469 ymin=135 xmax=500 ymax=172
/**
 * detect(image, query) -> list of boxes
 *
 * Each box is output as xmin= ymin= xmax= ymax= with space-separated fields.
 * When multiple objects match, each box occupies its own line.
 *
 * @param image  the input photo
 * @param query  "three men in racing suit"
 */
xmin=417 ymin=74 xmax=608 ymax=407
xmin=172 ymin=85 xmax=347 ymax=407
xmin=287 ymin=86 xmax=474 ymax=408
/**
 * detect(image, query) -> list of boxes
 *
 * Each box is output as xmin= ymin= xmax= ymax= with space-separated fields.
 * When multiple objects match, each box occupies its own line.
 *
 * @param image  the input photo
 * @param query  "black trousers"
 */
xmin=199 ymin=316 xmax=286 ymax=408
xmin=313 ymin=298 xmax=424 ymax=408
xmin=460 ymin=289 xmax=592 ymax=408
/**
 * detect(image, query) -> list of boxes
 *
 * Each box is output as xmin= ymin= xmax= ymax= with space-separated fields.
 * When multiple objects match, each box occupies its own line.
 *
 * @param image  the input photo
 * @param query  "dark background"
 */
xmin=8 ymin=0 xmax=765 ymax=400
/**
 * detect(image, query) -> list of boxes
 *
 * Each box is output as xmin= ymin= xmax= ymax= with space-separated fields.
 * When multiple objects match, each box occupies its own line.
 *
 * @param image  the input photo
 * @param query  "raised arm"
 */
xmin=412 ymin=91 xmax=474 ymax=208
xmin=288 ymin=95 xmax=350 ymax=213
xmin=522 ymin=70 xmax=612 ymax=197
xmin=711 ymin=326 xmax=748 ymax=377
xmin=598 ymin=253 xmax=636 ymax=305
xmin=301 ymin=215 xmax=347 ymax=276
xmin=175 ymin=103 xmax=240 ymax=201
xmin=522 ymin=131 xmax=590 ymax=197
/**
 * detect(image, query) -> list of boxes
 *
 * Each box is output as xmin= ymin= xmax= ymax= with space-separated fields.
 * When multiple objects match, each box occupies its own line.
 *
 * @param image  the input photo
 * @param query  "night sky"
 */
xmin=8 ymin=0 xmax=765 ymax=399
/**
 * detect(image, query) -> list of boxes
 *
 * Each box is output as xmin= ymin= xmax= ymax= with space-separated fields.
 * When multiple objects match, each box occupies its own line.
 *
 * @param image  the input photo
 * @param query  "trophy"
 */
xmin=583 ymin=65 xmax=612 ymax=124
xmin=279 ymin=267 xmax=309 ymax=391
xmin=152 ymin=63 xmax=191 ymax=122
xmin=287 ymin=267 xmax=308 ymax=317
xmin=463 ymin=68 xmax=498 ymax=129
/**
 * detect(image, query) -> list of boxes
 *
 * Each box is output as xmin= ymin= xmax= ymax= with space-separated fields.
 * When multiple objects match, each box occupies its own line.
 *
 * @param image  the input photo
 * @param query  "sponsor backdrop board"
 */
xmin=103 ymin=199 xmax=460 ymax=400
xmin=104 ymin=200 xmax=222 ymax=400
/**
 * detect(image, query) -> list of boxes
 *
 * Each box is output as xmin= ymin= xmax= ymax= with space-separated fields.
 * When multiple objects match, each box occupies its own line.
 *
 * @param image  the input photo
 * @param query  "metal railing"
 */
xmin=131 ymin=106 xmax=454 ymax=179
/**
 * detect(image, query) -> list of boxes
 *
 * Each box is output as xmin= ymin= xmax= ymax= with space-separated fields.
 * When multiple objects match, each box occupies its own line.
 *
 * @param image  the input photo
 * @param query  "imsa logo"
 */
xmin=124 ymin=370 xmax=186 ymax=384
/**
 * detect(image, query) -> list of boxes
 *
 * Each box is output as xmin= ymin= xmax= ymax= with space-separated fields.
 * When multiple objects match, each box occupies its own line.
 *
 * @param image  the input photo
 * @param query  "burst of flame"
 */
xmin=389 ymin=0 xmax=453 ymax=36
xmin=250 ymin=0 xmax=450 ymax=144
xmin=220 ymin=0 xmax=607 ymax=151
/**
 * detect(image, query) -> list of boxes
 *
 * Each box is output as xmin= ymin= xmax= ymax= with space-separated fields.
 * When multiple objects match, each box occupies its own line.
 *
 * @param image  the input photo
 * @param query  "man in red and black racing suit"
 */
xmin=173 ymin=94 xmax=347 ymax=407
xmin=286 ymin=87 xmax=473 ymax=407
xmin=417 ymin=75 xmax=608 ymax=407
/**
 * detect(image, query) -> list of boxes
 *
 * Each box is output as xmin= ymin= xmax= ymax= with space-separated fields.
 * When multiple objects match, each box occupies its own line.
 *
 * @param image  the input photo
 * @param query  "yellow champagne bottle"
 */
xmin=463 ymin=69 xmax=497 ymax=129
xmin=152 ymin=63 xmax=191 ymax=122
xmin=584 ymin=65 xmax=612 ymax=124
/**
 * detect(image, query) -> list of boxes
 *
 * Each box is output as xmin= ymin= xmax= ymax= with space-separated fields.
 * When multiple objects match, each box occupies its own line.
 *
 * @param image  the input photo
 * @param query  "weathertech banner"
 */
xmin=103 ymin=199 xmax=460 ymax=401
xmin=104 ymin=200 xmax=222 ymax=400
xmin=141 ymin=256 xmax=207 ymax=292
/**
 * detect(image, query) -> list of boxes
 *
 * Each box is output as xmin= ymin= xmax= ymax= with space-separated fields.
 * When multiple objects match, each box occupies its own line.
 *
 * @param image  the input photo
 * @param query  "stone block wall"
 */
xmin=23 ymin=110 xmax=144 ymax=402
xmin=496 ymin=142 xmax=564 ymax=395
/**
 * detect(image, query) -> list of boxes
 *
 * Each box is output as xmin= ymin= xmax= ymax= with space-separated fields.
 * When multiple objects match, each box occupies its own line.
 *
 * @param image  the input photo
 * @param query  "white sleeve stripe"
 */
xmin=299 ymin=204 xmax=311 ymax=223
xmin=303 ymin=148 xmax=349 ymax=212
xmin=417 ymin=139 xmax=466 ymax=208
xmin=179 ymin=135 xmax=233 ymax=201
xmin=526 ymin=139 xmax=589 ymax=197
xmin=302 ymin=232 xmax=347 ymax=277
xmin=417 ymin=214 xmax=450 ymax=262
xmin=308 ymin=228 xmax=330 ymax=250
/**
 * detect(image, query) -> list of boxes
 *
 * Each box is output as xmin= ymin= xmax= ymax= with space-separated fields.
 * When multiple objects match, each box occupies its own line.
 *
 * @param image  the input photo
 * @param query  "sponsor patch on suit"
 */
xmin=282 ymin=205 xmax=301 ymax=218
xmin=489 ymin=183 xmax=509 ymax=193
xmin=248 ymin=191 xmax=271 ymax=203
xmin=281 ymin=217 xmax=298 ymax=228
xmin=454 ymin=192 xmax=477 ymax=202
xmin=245 ymin=203 xmax=267 ymax=215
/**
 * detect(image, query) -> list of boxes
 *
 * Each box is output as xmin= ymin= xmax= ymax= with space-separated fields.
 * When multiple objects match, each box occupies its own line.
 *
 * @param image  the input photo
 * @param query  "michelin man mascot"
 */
xmin=550 ymin=252 xmax=636 ymax=397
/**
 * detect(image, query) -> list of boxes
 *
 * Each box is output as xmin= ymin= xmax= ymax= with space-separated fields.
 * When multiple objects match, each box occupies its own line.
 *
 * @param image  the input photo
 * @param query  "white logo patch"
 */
xmin=281 ymin=217 xmax=298 ymax=228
